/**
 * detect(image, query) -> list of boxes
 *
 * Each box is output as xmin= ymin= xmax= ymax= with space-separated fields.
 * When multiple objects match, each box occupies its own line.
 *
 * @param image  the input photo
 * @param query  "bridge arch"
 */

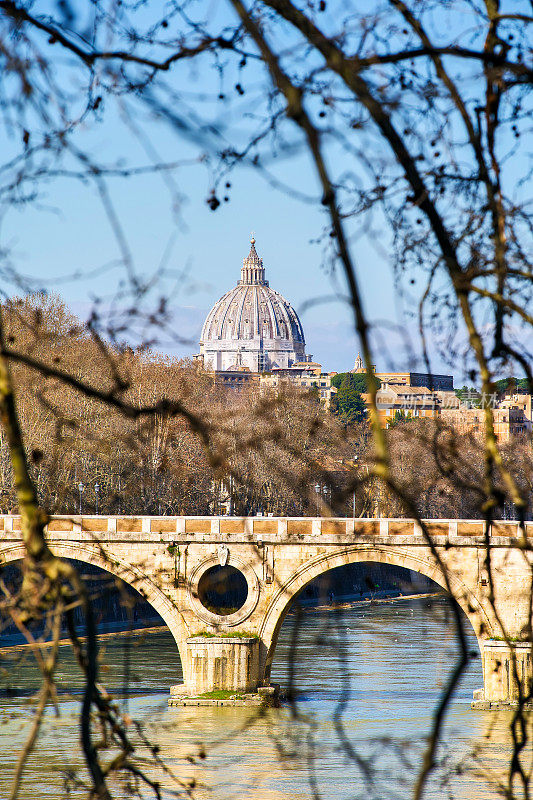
xmin=259 ymin=546 xmax=493 ymax=682
xmin=0 ymin=542 xmax=190 ymax=668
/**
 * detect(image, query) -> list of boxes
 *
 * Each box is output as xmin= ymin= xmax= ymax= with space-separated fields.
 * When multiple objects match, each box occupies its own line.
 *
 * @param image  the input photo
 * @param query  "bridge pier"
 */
xmin=180 ymin=636 xmax=261 ymax=695
xmin=473 ymin=640 xmax=533 ymax=709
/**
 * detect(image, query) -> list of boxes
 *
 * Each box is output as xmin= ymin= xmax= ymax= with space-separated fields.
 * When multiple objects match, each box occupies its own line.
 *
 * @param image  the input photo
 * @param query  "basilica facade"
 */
xmin=198 ymin=237 xmax=309 ymax=373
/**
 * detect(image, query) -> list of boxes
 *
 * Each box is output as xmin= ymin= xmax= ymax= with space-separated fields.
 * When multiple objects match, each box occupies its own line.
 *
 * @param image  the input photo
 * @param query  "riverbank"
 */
xmin=0 ymin=591 xmax=440 ymax=653
xmin=0 ymin=590 xmax=442 ymax=653
xmin=0 ymin=623 xmax=169 ymax=653
xmin=303 ymin=590 xmax=445 ymax=612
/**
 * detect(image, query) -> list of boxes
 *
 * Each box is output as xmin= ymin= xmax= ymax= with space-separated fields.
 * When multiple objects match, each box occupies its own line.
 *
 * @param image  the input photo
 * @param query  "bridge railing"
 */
xmin=0 ymin=515 xmax=530 ymax=540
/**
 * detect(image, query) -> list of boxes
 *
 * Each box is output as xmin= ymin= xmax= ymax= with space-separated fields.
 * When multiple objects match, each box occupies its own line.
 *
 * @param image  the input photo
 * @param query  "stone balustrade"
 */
xmin=0 ymin=515 xmax=530 ymax=542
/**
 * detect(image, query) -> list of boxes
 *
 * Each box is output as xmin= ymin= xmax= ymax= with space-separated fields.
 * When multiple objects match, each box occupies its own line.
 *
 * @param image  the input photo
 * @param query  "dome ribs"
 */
xmin=264 ymin=291 xmax=280 ymax=339
xmin=253 ymin=285 xmax=261 ymax=339
xmin=234 ymin=286 xmax=249 ymax=340
xmin=217 ymin=291 xmax=234 ymax=341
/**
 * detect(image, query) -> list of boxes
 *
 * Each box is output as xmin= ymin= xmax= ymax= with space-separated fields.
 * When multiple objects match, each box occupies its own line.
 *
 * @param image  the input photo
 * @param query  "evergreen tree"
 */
xmin=495 ymin=377 xmax=530 ymax=395
xmin=330 ymin=372 xmax=380 ymax=394
xmin=330 ymin=373 xmax=374 ymax=425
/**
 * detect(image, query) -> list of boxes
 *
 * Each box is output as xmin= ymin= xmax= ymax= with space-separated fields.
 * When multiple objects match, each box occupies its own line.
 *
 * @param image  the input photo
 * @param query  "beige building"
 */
xmin=364 ymin=383 xmax=441 ymax=426
xmin=362 ymin=382 xmax=532 ymax=442
xmin=499 ymin=392 xmax=532 ymax=425
xmin=259 ymin=362 xmax=337 ymax=409
xmin=351 ymin=354 xmax=532 ymax=442
xmin=351 ymin=353 xmax=454 ymax=392
xmin=441 ymin=396 xmax=532 ymax=442
xmin=213 ymin=364 xmax=259 ymax=390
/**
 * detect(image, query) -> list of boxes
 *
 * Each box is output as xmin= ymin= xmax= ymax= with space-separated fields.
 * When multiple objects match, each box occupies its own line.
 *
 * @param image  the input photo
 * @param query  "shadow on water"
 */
xmin=0 ymin=628 xmax=183 ymax=699
xmin=0 ymin=558 xmax=165 ymax=648
xmin=0 ymin=559 xmax=182 ymax=699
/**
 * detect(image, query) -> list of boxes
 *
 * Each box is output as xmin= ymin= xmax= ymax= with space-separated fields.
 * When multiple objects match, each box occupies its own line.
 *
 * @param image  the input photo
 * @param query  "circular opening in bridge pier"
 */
xmin=197 ymin=565 xmax=248 ymax=616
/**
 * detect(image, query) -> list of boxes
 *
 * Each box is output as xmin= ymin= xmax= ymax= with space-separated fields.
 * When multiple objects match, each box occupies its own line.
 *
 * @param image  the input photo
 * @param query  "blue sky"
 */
xmin=2 ymin=111 xmax=416 ymax=375
xmin=2 ymin=96 xmax=448 ymax=378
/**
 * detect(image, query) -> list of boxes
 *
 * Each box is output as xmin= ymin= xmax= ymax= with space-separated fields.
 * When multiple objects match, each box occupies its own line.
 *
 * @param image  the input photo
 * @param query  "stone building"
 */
xmin=197 ymin=237 xmax=310 ymax=373
xmin=259 ymin=361 xmax=337 ymax=409
xmin=367 ymin=383 xmax=532 ymax=441
xmin=364 ymin=383 xmax=441 ymax=426
xmin=440 ymin=401 xmax=532 ymax=442
xmin=351 ymin=353 xmax=454 ymax=392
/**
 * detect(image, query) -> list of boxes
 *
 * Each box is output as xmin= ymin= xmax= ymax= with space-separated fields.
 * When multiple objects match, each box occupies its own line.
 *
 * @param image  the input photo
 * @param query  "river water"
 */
xmin=0 ymin=595 xmax=528 ymax=799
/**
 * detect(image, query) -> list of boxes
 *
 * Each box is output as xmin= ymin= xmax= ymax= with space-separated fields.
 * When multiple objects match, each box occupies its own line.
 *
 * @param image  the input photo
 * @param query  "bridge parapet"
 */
xmin=0 ymin=515 xmax=530 ymax=543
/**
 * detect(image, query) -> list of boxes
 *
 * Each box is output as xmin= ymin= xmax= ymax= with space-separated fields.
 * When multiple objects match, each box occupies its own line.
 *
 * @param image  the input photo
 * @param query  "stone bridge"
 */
xmin=1 ymin=515 xmax=533 ymax=707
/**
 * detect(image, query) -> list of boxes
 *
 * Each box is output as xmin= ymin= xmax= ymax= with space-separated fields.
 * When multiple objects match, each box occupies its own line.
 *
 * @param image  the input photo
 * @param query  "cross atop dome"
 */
xmin=239 ymin=234 xmax=269 ymax=286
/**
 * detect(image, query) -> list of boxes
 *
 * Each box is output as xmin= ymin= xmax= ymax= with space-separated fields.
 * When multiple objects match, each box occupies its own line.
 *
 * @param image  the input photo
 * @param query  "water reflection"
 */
xmin=0 ymin=596 xmax=529 ymax=799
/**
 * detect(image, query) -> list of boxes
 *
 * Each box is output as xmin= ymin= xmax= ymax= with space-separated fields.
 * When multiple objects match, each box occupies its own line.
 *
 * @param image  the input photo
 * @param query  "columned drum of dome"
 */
xmin=198 ymin=237 xmax=308 ymax=372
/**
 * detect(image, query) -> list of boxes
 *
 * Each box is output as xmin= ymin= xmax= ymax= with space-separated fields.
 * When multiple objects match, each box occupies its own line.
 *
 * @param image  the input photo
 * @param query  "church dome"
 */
xmin=199 ymin=237 xmax=307 ymax=372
